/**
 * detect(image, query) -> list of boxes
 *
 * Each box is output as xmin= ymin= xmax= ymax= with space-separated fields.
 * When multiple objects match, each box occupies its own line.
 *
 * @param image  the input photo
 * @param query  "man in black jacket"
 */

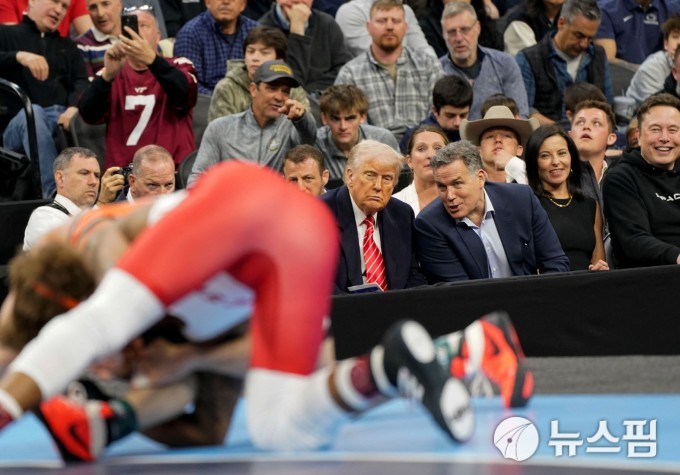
xmin=0 ymin=0 xmax=89 ymax=198
xmin=77 ymin=9 xmax=197 ymax=171
xmin=258 ymin=0 xmax=352 ymax=96
xmin=516 ymin=0 xmax=613 ymax=126
xmin=321 ymin=140 xmax=427 ymax=293
xmin=603 ymin=93 xmax=680 ymax=268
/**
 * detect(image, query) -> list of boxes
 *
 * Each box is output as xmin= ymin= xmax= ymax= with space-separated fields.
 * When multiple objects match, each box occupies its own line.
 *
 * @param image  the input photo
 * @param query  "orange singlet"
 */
xmin=65 ymin=201 xmax=144 ymax=251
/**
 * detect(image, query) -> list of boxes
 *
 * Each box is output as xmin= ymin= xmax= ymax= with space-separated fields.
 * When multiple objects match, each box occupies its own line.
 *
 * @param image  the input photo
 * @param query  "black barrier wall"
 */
xmin=0 ymin=199 xmax=50 ymax=301
xmin=331 ymin=266 xmax=680 ymax=359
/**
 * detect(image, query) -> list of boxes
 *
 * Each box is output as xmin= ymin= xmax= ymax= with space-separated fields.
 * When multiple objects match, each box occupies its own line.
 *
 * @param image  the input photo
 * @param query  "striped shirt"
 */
xmin=76 ymin=28 xmax=118 ymax=78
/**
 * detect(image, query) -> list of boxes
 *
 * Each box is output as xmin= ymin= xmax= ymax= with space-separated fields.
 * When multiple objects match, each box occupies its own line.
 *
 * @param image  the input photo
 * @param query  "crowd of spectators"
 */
xmin=3 ymin=0 xmax=680 ymax=287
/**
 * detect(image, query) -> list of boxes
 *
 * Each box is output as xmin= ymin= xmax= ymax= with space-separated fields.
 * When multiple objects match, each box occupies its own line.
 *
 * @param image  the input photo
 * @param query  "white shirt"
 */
xmin=92 ymin=27 xmax=119 ymax=45
xmin=555 ymin=48 xmax=582 ymax=82
xmin=392 ymin=183 xmax=420 ymax=215
xmin=23 ymin=195 xmax=83 ymax=250
xmin=459 ymin=191 xmax=512 ymax=278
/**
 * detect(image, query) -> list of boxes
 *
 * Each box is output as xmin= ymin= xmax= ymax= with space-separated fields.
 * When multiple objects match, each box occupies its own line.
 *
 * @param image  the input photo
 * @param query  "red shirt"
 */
xmin=0 ymin=0 xmax=88 ymax=37
xmin=104 ymin=58 xmax=197 ymax=168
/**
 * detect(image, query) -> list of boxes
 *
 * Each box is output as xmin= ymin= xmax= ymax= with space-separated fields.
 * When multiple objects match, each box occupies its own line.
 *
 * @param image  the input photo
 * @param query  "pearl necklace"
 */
xmin=548 ymin=196 xmax=573 ymax=208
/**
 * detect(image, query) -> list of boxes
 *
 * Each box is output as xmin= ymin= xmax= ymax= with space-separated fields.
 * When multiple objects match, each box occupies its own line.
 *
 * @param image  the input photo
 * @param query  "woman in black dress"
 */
xmin=524 ymin=125 xmax=608 ymax=271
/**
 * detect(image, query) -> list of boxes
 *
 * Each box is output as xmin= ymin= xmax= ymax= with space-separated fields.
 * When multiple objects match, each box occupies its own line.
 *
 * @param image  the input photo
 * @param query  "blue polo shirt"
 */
xmin=596 ymin=0 xmax=680 ymax=65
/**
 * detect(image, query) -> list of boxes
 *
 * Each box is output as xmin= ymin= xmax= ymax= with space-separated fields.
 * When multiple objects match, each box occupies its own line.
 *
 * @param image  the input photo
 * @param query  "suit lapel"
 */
xmin=337 ymin=187 xmax=363 ymax=286
xmin=453 ymin=222 xmax=489 ymax=278
xmin=377 ymin=205 xmax=403 ymax=289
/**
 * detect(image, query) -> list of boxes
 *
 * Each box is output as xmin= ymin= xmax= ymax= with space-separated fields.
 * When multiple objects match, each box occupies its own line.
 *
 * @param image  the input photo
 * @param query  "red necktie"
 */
xmin=363 ymin=215 xmax=388 ymax=291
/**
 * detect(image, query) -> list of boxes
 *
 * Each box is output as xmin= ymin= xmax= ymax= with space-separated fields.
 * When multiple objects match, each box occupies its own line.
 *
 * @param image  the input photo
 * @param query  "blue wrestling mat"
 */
xmin=1 ymin=394 xmax=679 ymax=474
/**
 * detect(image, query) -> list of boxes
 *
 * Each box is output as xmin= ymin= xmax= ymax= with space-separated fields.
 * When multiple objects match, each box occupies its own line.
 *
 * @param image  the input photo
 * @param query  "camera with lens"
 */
xmin=115 ymin=165 xmax=133 ymax=184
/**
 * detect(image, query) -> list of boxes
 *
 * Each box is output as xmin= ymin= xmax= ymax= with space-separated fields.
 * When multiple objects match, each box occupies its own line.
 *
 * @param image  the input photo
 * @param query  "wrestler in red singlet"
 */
xmin=69 ymin=162 xmax=337 ymax=375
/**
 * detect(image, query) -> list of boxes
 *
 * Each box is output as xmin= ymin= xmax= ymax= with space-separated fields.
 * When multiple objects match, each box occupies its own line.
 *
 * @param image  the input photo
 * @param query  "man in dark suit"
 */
xmin=321 ymin=140 xmax=426 ymax=293
xmin=415 ymin=140 xmax=569 ymax=283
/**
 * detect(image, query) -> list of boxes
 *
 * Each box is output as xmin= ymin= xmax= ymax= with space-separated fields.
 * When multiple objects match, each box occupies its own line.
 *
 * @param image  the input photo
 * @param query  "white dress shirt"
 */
xmin=23 ymin=194 xmax=83 ymax=250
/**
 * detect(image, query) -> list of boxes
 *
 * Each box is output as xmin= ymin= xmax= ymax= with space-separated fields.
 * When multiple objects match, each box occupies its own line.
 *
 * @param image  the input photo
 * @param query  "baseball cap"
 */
xmin=252 ymin=60 xmax=300 ymax=88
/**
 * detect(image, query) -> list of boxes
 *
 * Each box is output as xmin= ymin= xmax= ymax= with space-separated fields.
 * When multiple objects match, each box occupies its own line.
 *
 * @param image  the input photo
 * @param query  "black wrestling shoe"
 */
xmin=380 ymin=320 xmax=475 ymax=443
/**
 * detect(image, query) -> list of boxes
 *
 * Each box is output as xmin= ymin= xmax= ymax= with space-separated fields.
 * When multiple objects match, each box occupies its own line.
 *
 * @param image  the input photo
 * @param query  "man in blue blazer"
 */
xmin=415 ymin=140 xmax=569 ymax=283
xmin=322 ymin=140 xmax=427 ymax=293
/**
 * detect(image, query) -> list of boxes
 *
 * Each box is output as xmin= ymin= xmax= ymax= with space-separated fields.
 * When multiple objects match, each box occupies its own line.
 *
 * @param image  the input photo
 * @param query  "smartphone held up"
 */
xmin=121 ymin=14 xmax=139 ymax=39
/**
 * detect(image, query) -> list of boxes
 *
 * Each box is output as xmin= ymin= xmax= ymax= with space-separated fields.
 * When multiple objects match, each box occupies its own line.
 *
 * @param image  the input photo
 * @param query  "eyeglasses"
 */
xmin=122 ymin=4 xmax=154 ymax=14
xmin=445 ymin=22 xmax=477 ymax=39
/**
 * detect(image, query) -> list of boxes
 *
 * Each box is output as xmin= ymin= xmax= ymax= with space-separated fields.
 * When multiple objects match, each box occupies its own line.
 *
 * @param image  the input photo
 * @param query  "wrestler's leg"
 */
xmin=141 ymin=373 xmax=242 ymax=447
xmin=117 ymin=162 xmax=335 ymax=319
xmin=36 ymin=375 xmax=194 ymax=462
xmin=239 ymin=178 xmax=477 ymax=449
xmin=116 ymin=163 xmax=341 ymax=448
xmin=245 ymin=322 xmax=476 ymax=450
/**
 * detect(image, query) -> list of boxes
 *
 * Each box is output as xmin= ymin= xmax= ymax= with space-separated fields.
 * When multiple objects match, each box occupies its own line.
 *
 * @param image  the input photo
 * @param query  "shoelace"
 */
xmin=435 ymin=344 xmax=453 ymax=369
xmin=396 ymin=367 xmax=425 ymax=404
xmin=467 ymin=372 xmax=495 ymax=398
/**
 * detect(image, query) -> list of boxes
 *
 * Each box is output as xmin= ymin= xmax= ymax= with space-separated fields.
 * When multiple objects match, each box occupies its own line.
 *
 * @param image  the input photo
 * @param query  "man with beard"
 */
xmin=334 ymin=0 xmax=443 ymax=142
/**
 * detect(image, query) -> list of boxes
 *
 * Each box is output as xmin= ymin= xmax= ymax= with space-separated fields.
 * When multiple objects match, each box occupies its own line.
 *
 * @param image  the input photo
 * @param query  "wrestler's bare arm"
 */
xmin=84 ymin=205 xmax=153 ymax=281
xmin=32 ymin=203 xmax=153 ymax=282
xmin=133 ymin=332 xmax=251 ymax=387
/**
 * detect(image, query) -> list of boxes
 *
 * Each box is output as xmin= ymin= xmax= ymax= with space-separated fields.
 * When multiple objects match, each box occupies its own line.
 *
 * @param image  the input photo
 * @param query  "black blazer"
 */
xmin=321 ymin=186 xmax=427 ymax=294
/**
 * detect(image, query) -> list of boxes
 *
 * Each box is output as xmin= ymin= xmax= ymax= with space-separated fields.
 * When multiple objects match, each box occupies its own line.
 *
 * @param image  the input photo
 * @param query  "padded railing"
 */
xmin=331 ymin=265 xmax=680 ymax=359
xmin=0 ymin=78 xmax=42 ymax=197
